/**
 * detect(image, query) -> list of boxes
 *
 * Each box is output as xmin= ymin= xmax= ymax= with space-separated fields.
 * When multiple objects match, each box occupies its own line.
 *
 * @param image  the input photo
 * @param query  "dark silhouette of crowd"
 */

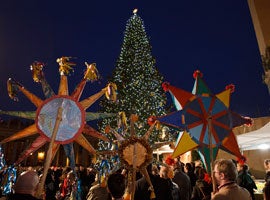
xmin=0 ymin=157 xmax=264 ymax=200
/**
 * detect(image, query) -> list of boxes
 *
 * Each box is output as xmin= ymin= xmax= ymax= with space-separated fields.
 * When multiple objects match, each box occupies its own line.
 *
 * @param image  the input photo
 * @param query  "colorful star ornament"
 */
xmin=98 ymin=114 xmax=168 ymax=200
xmin=152 ymin=70 xmax=252 ymax=172
xmin=0 ymin=57 xmax=117 ymax=168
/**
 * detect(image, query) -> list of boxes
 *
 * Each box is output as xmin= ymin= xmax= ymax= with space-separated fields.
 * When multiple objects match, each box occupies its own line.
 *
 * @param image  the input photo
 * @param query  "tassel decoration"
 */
xmin=130 ymin=114 xmax=138 ymax=122
xmin=155 ymin=121 xmax=161 ymax=130
xmin=7 ymin=78 xmax=21 ymax=101
xmin=105 ymin=83 xmax=117 ymax=102
xmin=56 ymin=56 xmax=76 ymax=76
xmin=99 ymin=157 xmax=110 ymax=187
xmin=104 ymin=125 xmax=111 ymax=134
xmin=149 ymin=186 xmax=156 ymax=199
xmin=118 ymin=112 xmax=127 ymax=130
xmin=84 ymin=62 xmax=100 ymax=82
xmin=100 ymin=175 xmax=107 ymax=188
xmin=30 ymin=61 xmax=44 ymax=83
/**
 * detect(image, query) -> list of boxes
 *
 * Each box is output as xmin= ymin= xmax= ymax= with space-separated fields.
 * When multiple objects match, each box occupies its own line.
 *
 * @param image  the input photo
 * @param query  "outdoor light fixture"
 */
xmin=37 ymin=152 xmax=45 ymax=161
xmin=258 ymin=144 xmax=270 ymax=150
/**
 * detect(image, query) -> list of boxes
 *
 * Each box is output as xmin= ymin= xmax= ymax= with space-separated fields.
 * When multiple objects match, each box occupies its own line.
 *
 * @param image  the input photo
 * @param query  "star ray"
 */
xmin=75 ymin=134 xmax=96 ymax=154
xmin=83 ymin=124 xmax=109 ymax=142
xmin=1 ymin=124 xmax=37 ymax=143
xmin=15 ymin=136 xmax=47 ymax=165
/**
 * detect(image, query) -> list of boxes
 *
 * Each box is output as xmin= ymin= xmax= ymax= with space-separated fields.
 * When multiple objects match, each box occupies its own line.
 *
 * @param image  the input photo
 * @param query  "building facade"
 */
xmin=0 ymin=118 xmax=96 ymax=167
xmin=248 ymin=0 xmax=270 ymax=91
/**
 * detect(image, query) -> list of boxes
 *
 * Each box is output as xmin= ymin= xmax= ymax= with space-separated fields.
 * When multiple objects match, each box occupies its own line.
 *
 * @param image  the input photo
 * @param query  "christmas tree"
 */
xmin=98 ymin=9 xmax=169 ymax=147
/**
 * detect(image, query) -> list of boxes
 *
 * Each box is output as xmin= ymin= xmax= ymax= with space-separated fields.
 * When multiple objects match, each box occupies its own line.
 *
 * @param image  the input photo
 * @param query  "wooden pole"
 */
xmin=208 ymin=115 xmax=217 ymax=193
xmin=36 ymin=106 xmax=63 ymax=198
xmin=131 ymin=144 xmax=137 ymax=200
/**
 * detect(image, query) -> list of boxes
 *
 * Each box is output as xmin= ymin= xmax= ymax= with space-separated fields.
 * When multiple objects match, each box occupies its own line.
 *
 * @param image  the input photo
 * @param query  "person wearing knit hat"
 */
xmin=9 ymin=170 xmax=42 ymax=200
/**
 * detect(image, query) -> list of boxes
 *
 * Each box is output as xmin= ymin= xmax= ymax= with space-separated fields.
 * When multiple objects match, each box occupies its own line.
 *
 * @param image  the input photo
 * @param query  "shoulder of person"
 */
xmin=211 ymin=192 xmax=229 ymax=200
xmin=238 ymin=185 xmax=250 ymax=193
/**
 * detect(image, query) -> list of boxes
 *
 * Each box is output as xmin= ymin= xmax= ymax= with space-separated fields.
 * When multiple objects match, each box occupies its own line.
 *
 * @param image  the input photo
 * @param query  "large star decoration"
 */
xmin=0 ymin=57 xmax=116 ymax=167
xmin=98 ymin=114 xmax=170 ymax=200
xmin=154 ymin=70 xmax=252 ymax=172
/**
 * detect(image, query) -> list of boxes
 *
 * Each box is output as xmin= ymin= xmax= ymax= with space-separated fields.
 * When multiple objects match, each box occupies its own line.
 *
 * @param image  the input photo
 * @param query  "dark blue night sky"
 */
xmin=0 ymin=0 xmax=269 ymax=119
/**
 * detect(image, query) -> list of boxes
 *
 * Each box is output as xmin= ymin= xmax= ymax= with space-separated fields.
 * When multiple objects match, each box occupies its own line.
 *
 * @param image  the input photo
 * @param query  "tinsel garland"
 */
xmin=2 ymin=166 xmax=17 ymax=195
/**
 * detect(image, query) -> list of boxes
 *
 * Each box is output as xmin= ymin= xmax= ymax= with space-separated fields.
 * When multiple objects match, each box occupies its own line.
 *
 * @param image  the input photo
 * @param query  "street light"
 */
xmin=37 ymin=152 xmax=45 ymax=161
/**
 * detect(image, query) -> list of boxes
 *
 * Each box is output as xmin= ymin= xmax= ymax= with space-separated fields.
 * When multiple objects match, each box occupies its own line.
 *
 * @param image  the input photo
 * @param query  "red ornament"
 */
xmin=204 ymin=173 xmax=212 ymax=184
xmin=193 ymin=70 xmax=203 ymax=79
xmin=225 ymin=84 xmax=235 ymax=93
xmin=237 ymin=155 xmax=247 ymax=165
xmin=147 ymin=116 xmax=156 ymax=126
xmin=162 ymin=82 xmax=170 ymax=92
xmin=244 ymin=117 xmax=253 ymax=127
xmin=165 ymin=154 xmax=175 ymax=166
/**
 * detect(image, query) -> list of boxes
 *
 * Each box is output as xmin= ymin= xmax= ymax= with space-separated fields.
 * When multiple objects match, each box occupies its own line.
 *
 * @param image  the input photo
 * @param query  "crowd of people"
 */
xmin=1 ymin=157 xmax=270 ymax=200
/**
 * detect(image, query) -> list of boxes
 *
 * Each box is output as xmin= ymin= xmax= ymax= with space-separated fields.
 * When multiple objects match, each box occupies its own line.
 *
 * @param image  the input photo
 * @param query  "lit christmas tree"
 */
xmin=98 ymin=9 xmax=169 ymax=147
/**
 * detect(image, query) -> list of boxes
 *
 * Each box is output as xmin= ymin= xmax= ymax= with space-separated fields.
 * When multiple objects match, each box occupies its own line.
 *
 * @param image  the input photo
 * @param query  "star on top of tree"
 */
xmin=133 ymin=8 xmax=138 ymax=14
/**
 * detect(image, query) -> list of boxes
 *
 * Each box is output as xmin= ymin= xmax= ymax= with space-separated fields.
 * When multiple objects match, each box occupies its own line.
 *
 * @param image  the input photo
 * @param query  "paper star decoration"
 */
xmin=155 ymin=70 xmax=252 ymax=172
xmin=1 ymin=57 xmax=116 ymax=167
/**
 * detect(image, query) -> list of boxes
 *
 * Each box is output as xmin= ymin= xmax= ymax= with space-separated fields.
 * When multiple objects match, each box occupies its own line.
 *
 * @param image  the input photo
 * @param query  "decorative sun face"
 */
xmin=0 ymin=57 xmax=116 ymax=166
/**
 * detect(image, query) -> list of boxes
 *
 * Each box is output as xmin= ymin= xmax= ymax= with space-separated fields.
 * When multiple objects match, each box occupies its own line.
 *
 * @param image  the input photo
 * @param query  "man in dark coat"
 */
xmin=134 ymin=164 xmax=173 ymax=200
xmin=237 ymin=163 xmax=257 ymax=200
xmin=172 ymin=159 xmax=192 ymax=200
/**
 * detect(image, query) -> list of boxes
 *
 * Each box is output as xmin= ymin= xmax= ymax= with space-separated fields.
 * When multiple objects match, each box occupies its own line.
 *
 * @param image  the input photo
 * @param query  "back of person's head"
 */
xmin=160 ymin=165 xmax=169 ymax=179
xmin=214 ymin=159 xmax=237 ymax=181
xmin=185 ymin=162 xmax=194 ymax=172
xmin=160 ymin=165 xmax=174 ymax=179
xmin=197 ymin=167 xmax=207 ymax=180
xmin=107 ymin=173 xmax=126 ymax=199
xmin=152 ymin=164 xmax=159 ymax=175
xmin=242 ymin=164 xmax=249 ymax=172
xmin=265 ymin=159 xmax=270 ymax=165
xmin=174 ymin=161 xmax=184 ymax=172
xmin=195 ymin=160 xmax=203 ymax=168
xmin=14 ymin=170 xmax=39 ymax=195
xmin=67 ymin=170 xmax=76 ymax=182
